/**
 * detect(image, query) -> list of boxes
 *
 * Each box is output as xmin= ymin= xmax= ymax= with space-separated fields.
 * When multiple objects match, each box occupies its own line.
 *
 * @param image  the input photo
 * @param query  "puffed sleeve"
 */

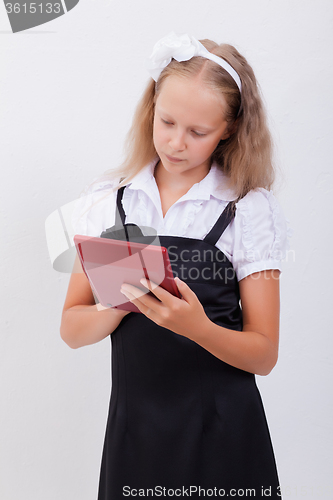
xmin=71 ymin=176 xmax=119 ymax=240
xmin=230 ymin=188 xmax=292 ymax=281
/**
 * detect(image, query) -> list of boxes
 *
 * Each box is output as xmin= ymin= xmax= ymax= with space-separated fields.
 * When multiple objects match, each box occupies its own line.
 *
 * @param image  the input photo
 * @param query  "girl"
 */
xmin=61 ymin=33 xmax=289 ymax=499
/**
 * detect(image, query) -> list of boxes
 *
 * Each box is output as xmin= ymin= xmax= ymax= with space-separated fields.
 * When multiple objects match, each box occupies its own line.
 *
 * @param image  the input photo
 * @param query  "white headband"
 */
xmin=147 ymin=32 xmax=242 ymax=92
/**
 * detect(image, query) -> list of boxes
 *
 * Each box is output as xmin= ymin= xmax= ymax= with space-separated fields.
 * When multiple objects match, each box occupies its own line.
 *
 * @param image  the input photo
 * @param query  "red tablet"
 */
xmin=73 ymin=234 xmax=181 ymax=313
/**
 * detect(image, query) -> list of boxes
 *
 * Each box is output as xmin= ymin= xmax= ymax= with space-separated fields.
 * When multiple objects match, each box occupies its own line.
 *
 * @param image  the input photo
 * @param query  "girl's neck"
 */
xmin=154 ymin=159 xmax=211 ymax=218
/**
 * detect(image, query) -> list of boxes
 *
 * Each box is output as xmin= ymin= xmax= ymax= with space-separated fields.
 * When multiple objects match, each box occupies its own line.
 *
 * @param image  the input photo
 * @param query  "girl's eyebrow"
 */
xmin=156 ymin=107 xmax=214 ymax=132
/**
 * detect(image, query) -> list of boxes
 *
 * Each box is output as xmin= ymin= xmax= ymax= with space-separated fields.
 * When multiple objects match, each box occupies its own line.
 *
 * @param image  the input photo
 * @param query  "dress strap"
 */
xmin=203 ymin=201 xmax=236 ymax=246
xmin=115 ymin=186 xmax=126 ymax=226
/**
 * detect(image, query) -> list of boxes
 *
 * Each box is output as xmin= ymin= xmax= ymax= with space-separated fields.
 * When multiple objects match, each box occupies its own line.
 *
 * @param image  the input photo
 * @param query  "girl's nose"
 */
xmin=169 ymin=130 xmax=186 ymax=152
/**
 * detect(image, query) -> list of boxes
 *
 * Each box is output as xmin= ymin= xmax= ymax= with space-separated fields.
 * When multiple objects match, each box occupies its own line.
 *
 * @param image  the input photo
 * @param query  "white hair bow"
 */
xmin=147 ymin=32 xmax=242 ymax=92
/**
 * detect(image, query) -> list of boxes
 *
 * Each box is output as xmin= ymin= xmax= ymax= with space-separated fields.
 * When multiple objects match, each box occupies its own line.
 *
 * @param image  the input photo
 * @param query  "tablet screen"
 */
xmin=74 ymin=235 xmax=180 ymax=312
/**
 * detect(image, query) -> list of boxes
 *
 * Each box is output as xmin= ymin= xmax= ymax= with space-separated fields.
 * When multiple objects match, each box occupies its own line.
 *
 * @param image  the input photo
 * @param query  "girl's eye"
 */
xmin=161 ymin=119 xmax=206 ymax=137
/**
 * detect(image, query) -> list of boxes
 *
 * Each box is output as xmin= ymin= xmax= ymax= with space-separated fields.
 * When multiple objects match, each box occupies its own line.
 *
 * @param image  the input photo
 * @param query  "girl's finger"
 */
xmin=140 ymin=278 xmax=180 ymax=305
xmin=121 ymin=286 xmax=161 ymax=319
xmin=121 ymin=284 xmax=163 ymax=311
xmin=173 ymin=277 xmax=197 ymax=301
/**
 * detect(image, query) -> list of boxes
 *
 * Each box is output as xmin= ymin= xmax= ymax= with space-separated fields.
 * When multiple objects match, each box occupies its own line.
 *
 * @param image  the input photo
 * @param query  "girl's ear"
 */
xmin=221 ymin=119 xmax=239 ymax=141
xmin=220 ymin=129 xmax=231 ymax=141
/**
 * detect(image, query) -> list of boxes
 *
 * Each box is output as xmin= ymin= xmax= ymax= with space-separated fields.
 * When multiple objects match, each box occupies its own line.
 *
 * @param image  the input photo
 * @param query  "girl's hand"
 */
xmin=120 ymin=278 xmax=211 ymax=339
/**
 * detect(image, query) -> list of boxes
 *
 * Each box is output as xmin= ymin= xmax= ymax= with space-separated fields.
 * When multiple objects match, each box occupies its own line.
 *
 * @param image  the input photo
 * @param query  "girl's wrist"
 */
xmin=187 ymin=315 xmax=213 ymax=343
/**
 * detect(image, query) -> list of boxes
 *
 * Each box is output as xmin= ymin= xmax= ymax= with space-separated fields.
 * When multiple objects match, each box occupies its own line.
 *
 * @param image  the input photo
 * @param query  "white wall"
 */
xmin=1 ymin=1 xmax=332 ymax=499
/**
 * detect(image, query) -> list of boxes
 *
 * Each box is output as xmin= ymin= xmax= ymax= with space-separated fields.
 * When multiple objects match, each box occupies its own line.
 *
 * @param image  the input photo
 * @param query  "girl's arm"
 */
xmin=191 ymin=270 xmax=280 ymax=376
xmin=60 ymin=256 xmax=130 ymax=349
xmin=120 ymin=270 xmax=280 ymax=376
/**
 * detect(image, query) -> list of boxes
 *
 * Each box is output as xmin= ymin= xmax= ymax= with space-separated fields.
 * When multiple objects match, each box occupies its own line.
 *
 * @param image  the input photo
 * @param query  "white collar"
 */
xmin=126 ymin=158 xmax=237 ymax=202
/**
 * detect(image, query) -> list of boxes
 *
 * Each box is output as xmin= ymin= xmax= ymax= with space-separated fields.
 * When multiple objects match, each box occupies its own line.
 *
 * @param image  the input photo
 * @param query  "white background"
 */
xmin=1 ymin=1 xmax=332 ymax=499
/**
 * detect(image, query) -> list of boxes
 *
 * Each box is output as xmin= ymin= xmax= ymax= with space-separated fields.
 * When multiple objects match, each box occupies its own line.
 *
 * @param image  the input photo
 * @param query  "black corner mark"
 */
xmin=4 ymin=0 xmax=81 ymax=33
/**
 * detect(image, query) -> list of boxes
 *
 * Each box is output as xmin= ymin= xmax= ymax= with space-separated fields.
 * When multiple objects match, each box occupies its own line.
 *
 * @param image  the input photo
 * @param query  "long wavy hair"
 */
xmin=102 ymin=40 xmax=274 ymax=200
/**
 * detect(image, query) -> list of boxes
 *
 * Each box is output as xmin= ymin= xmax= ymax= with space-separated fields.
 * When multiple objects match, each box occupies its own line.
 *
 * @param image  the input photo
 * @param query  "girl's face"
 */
xmin=153 ymin=75 xmax=230 ymax=181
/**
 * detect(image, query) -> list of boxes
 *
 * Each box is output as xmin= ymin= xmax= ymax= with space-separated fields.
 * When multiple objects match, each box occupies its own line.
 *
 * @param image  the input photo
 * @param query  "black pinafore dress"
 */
xmin=97 ymin=187 xmax=281 ymax=499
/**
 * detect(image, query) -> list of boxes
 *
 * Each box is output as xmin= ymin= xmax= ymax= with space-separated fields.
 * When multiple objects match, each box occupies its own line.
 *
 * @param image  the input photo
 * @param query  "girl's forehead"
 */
xmin=158 ymin=74 xmax=223 ymax=99
xmin=156 ymin=75 xmax=228 ymax=122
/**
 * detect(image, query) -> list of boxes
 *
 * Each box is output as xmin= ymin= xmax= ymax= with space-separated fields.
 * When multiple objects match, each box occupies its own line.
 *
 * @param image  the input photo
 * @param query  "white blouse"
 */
xmin=71 ymin=159 xmax=291 ymax=281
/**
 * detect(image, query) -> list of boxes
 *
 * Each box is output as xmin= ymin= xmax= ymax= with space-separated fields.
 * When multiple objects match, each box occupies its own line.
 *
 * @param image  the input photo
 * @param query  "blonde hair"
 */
xmin=104 ymin=40 xmax=274 ymax=200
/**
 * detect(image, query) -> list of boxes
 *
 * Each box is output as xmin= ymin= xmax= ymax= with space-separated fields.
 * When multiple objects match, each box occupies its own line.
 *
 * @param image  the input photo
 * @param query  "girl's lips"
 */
xmin=165 ymin=154 xmax=184 ymax=163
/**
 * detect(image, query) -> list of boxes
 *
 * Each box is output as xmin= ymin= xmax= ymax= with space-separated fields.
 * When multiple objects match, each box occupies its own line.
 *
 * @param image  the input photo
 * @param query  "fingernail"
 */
xmin=140 ymin=278 xmax=148 ymax=287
